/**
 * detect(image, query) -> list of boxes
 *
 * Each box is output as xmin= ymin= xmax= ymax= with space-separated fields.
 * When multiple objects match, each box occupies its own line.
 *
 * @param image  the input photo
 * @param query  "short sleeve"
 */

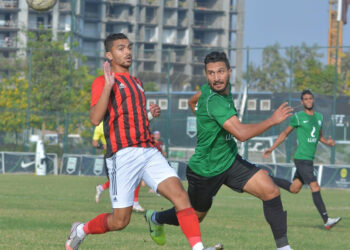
xmin=289 ymin=113 xmax=299 ymax=128
xmin=90 ymin=76 xmax=105 ymax=108
xmin=207 ymin=95 xmax=237 ymax=126
xmin=318 ymin=113 xmax=323 ymax=129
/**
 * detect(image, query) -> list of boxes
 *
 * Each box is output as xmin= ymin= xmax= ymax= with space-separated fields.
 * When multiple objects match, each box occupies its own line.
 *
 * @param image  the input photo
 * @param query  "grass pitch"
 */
xmin=0 ymin=174 xmax=349 ymax=249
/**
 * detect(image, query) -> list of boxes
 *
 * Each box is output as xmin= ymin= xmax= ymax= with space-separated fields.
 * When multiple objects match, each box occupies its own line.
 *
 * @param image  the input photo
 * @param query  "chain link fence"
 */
xmin=1 ymin=45 xmax=350 ymax=166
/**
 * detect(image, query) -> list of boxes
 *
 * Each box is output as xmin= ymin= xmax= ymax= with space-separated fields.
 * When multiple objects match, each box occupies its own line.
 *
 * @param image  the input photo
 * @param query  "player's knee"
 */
xmin=310 ymin=185 xmax=320 ymax=192
xmin=197 ymin=213 xmax=206 ymax=223
xmin=267 ymin=185 xmax=280 ymax=199
xmin=290 ymin=186 xmax=300 ymax=194
xmin=260 ymin=184 xmax=280 ymax=200
xmin=173 ymin=189 xmax=190 ymax=204
xmin=109 ymin=216 xmax=130 ymax=230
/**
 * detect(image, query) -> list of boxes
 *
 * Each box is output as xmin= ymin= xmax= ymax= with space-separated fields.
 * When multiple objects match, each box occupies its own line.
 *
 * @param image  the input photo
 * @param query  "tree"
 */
xmin=144 ymin=81 xmax=159 ymax=92
xmin=0 ymin=28 xmax=97 ymax=146
xmin=247 ymin=43 xmax=344 ymax=95
xmin=247 ymin=43 xmax=289 ymax=92
xmin=294 ymin=58 xmax=342 ymax=95
xmin=341 ymin=50 xmax=350 ymax=96
xmin=0 ymin=75 xmax=31 ymax=145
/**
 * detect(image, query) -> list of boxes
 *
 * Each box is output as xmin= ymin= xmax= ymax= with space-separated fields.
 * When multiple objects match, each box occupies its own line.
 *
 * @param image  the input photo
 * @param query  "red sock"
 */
xmin=101 ymin=180 xmax=110 ymax=190
xmin=134 ymin=184 xmax=140 ymax=202
xmin=83 ymin=213 xmax=110 ymax=234
xmin=176 ymin=207 xmax=202 ymax=248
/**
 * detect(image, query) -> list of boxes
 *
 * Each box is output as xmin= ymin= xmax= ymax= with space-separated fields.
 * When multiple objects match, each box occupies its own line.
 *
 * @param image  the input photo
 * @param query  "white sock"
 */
xmin=277 ymin=245 xmax=292 ymax=250
xmin=133 ymin=201 xmax=139 ymax=206
xmin=192 ymin=242 xmax=204 ymax=250
xmin=98 ymin=185 xmax=104 ymax=192
xmin=77 ymin=224 xmax=86 ymax=239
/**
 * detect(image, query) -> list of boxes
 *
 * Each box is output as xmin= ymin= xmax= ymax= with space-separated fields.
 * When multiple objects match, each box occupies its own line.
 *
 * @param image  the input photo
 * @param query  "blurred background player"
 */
xmin=93 ymin=121 xmax=144 ymax=212
xmin=152 ymin=131 xmax=166 ymax=157
xmin=263 ymin=89 xmax=341 ymax=230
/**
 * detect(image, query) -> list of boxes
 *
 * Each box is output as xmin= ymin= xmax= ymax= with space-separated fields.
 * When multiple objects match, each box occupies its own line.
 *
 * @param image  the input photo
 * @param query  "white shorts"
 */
xmin=106 ymin=147 xmax=178 ymax=208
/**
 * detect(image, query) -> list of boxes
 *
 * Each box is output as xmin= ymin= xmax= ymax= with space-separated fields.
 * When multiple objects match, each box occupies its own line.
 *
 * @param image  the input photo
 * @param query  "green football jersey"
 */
xmin=289 ymin=111 xmax=323 ymax=160
xmin=188 ymin=83 xmax=238 ymax=177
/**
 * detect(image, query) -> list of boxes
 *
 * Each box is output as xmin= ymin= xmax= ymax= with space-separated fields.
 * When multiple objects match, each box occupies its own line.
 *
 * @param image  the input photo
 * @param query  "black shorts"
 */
xmin=186 ymin=154 xmax=260 ymax=212
xmin=293 ymin=159 xmax=317 ymax=184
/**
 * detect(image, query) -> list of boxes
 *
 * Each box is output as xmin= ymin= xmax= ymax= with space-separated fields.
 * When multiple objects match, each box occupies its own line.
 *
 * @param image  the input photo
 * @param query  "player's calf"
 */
xmin=263 ymin=196 xmax=291 ymax=249
xmin=107 ymin=208 xmax=132 ymax=230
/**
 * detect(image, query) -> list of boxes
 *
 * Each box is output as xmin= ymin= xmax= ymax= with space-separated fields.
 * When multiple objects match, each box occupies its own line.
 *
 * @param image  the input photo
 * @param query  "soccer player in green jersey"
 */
xmin=145 ymin=52 xmax=294 ymax=250
xmin=263 ymin=89 xmax=341 ymax=230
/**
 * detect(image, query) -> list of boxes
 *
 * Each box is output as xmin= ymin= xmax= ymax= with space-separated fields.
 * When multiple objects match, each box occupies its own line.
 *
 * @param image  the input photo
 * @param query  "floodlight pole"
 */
xmin=165 ymin=48 xmax=171 ymax=157
xmin=330 ymin=20 xmax=340 ymax=164
xmin=243 ymin=47 xmax=249 ymax=160
xmin=63 ymin=0 xmax=76 ymax=153
xmin=25 ymin=49 xmax=33 ymax=151
xmin=286 ymin=47 xmax=294 ymax=163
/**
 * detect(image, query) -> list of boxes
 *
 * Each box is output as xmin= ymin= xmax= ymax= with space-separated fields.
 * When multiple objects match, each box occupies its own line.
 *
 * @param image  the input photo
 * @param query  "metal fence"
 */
xmin=1 ymin=45 xmax=350 ymax=166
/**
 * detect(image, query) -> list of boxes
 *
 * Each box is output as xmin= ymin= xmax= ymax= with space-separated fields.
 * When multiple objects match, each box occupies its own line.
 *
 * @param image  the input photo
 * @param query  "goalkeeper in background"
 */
xmin=93 ymin=121 xmax=144 ymax=212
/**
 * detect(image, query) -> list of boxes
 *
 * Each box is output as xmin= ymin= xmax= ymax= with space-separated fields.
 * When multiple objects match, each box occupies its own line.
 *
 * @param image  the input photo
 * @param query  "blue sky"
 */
xmin=244 ymin=0 xmax=350 ymax=48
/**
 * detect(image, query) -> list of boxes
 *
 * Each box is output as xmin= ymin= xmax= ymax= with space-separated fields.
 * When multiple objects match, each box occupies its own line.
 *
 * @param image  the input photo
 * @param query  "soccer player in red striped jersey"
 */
xmin=65 ymin=33 xmax=222 ymax=250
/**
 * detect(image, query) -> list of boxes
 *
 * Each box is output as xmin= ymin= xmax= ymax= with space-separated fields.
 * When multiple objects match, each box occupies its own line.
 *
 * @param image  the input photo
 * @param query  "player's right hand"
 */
xmin=262 ymin=149 xmax=272 ymax=158
xmin=270 ymin=102 xmax=293 ymax=125
xmin=104 ymin=60 xmax=115 ymax=89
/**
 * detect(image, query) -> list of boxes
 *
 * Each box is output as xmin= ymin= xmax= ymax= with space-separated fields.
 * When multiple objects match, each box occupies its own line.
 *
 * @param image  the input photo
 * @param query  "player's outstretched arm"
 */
xmin=223 ymin=102 xmax=293 ymax=142
xmin=319 ymin=130 xmax=336 ymax=147
xmin=262 ymin=126 xmax=294 ymax=158
xmin=90 ymin=61 xmax=115 ymax=125
xmin=188 ymin=90 xmax=201 ymax=113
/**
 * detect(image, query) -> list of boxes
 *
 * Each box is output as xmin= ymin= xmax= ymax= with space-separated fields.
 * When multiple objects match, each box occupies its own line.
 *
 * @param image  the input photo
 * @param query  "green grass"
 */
xmin=0 ymin=175 xmax=349 ymax=249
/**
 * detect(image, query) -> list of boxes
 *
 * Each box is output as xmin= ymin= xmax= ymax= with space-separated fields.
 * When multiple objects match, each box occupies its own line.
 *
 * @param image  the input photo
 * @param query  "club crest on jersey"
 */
xmin=137 ymin=83 xmax=144 ymax=92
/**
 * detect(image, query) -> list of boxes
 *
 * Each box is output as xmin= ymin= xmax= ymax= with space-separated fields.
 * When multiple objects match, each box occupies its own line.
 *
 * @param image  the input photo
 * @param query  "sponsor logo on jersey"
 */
xmin=119 ymin=83 xmax=126 ymax=89
xmin=311 ymin=126 xmax=316 ymax=137
xmin=303 ymin=120 xmax=309 ymax=123
xmin=225 ymin=134 xmax=234 ymax=141
xmin=307 ymin=138 xmax=317 ymax=143
xmin=308 ymin=126 xmax=317 ymax=143
xmin=318 ymin=120 xmax=322 ymax=126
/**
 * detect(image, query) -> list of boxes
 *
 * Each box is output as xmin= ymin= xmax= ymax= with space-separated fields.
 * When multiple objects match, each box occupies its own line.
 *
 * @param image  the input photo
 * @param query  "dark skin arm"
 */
xmin=188 ymin=90 xmax=201 ymax=113
xmin=319 ymin=130 xmax=335 ymax=146
xmin=223 ymin=102 xmax=293 ymax=142
xmin=90 ymin=61 xmax=115 ymax=126
xmin=262 ymin=126 xmax=294 ymax=158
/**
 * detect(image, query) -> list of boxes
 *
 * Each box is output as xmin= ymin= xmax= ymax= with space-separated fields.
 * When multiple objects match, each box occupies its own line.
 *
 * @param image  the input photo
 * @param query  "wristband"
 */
xmin=147 ymin=111 xmax=154 ymax=121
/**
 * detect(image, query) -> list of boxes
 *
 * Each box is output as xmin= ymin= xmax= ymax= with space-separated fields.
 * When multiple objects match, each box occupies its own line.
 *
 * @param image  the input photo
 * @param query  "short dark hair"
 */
xmin=204 ymin=51 xmax=230 ymax=70
xmin=301 ymin=89 xmax=314 ymax=100
xmin=104 ymin=33 xmax=129 ymax=52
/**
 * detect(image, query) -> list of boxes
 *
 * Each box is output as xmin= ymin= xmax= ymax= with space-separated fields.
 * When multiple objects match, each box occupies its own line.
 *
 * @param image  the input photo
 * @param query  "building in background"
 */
xmin=0 ymin=0 xmax=245 ymax=91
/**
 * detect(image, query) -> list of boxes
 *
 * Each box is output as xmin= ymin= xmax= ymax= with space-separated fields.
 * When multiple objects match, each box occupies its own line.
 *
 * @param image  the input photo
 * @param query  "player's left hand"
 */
xmin=150 ymin=103 xmax=161 ymax=118
xmin=326 ymin=136 xmax=335 ymax=147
